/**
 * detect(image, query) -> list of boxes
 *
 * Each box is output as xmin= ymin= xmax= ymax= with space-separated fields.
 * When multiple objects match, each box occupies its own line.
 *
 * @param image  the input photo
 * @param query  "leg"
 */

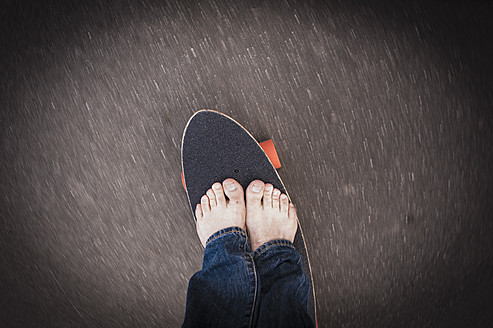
xmin=182 ymin=227 xmax=258 ymax=328
xmin=245 ymin=180 xmax=315 ymax=328
xmin=182 ymin=179 xmax=259 ymax=328
xmin=253 ymin=240 xmax=313 ymax=328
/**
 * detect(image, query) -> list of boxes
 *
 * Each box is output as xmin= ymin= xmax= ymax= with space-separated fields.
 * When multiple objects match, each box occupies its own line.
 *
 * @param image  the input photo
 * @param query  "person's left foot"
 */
xmin=195 ymin=178 xmax=246 ymax=247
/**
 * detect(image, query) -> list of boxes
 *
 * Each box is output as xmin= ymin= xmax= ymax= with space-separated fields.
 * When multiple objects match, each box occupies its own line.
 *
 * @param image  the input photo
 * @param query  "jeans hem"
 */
xmin=205 ymin=226 xmax=248 ymax=247
xmin=253 ymin=239 xmax=295 ymax=259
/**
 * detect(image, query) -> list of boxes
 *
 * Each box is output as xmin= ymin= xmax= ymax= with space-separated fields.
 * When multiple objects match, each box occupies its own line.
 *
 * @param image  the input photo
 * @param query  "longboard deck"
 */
xmin=181 ymin=109 xmax=317 ymax=326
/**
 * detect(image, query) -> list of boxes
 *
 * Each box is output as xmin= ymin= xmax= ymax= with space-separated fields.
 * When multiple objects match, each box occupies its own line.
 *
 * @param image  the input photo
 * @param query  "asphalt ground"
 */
xmin=1 ymin=0 xmax=492 ymax=327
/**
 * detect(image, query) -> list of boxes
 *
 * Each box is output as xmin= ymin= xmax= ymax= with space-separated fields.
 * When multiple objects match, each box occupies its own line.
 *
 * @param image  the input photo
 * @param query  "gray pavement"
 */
xmin=1 ymin=0 xmax=492 ymax=327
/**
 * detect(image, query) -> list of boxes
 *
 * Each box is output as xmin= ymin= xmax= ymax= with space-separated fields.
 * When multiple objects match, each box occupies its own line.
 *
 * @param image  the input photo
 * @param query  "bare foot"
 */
xmin=195 ymin=178 xmax=246 ymax=247
xmin=245 ymin=180 xmax=298 ymax=251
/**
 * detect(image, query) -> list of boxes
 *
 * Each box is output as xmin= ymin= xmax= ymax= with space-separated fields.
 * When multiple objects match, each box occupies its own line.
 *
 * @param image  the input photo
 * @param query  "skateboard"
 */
xmin=181 ymin=109 xmax=317 ymax=326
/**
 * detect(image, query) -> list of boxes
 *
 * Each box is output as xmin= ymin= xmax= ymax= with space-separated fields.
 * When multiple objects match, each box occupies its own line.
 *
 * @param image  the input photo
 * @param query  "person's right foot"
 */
xmin=245 ymin=180 xmax=298 ymax=251
xmin=195 ymin=178 xmax=246 ymax=248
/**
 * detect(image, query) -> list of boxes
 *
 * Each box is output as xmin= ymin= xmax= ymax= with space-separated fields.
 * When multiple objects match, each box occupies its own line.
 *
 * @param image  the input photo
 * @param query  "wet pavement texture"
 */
xmin=1 ymin=0 xmax=492 ymax=327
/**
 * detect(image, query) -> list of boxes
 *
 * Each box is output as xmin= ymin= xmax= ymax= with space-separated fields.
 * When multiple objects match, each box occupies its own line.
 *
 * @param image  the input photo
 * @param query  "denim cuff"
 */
xmin=205 ymin=226 xmax=248 ymax=247
xmin=253 ymin=239 xmax=296 ymax=259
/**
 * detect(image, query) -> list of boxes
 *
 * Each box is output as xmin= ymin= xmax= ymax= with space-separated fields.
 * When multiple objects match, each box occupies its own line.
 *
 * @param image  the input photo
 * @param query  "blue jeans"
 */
xmin=182 ymin=227 xmax=315 ymax=328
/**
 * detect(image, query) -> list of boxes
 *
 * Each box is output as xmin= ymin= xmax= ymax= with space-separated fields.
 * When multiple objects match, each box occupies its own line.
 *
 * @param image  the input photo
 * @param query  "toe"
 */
xmin=201 ymin=195 xmax=210 ymax=213
xmin=212 ymin=183 xmax=226 ymax=206
xmin=280 ymin=194 xmax=289 ymax=214
xmin=195 ymin=203 xmax=204 ymax=220
xmin=263 ymin=184 xmax=273 ymax=208
xmin=272 ymin=188 xmax=281 ymax=210
xmin=288 ymin=203 xmax=297 ymax=221
xmin=223 ymin=178 xmax=244 ymax=205
xmin=206 ymin=189 xmax=216 ymax=208
xmin=246 ymin=180 xmax=265 ymax=205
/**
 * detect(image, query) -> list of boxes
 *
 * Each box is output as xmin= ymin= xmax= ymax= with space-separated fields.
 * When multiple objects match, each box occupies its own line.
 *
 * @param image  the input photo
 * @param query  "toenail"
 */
xmin=213 ymin=184 xmax=221 ymax=190
xmin=224 ymin=181 xmax=236 ymax=190
xmin=265 ymin=185 xmax=272 ymax=191
xmin=252 ymin=184 xmax=262 ymax=192
xmin=273 ymin=190 xmax=280 ymax=196
xmin=281 ymin=194 xmax=287 ymax=200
